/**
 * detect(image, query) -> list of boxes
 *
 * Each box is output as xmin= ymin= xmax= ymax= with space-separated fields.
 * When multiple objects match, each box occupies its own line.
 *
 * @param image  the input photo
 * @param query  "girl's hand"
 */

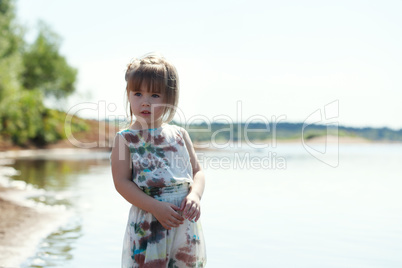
xmin=180 ymin=192 xmax=201 ymax=222
xmin=152 ymin=201 xmax=185 ymax=230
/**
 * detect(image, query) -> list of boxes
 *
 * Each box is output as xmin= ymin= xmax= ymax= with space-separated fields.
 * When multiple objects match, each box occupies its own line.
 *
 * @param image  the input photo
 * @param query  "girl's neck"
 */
xmin=130 ymin=120 xmax=164 ymax=130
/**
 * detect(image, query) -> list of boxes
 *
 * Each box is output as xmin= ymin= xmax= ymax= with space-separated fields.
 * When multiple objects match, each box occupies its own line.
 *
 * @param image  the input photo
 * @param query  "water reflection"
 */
xmin=9 ymin=158 xmax=109 ymax=191
xmin=5 ymin=151 xmax=111 ymax=268
xmin=22 ymin=217 xmax=82 ymax=268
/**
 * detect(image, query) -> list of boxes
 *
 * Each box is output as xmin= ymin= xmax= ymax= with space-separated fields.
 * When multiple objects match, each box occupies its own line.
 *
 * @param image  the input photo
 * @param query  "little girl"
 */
xmin=111 ymin=53 xmax=207 ymax=268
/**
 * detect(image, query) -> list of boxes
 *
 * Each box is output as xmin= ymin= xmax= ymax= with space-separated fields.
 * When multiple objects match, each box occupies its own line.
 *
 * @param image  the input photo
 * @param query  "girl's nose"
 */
xmin=141 ymin=96 xmax=151 ymax=106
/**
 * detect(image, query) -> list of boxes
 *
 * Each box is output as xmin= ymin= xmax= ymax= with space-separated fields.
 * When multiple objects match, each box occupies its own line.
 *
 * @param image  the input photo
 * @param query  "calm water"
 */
xmin=3 ymin=143 xmax=402 ymax=268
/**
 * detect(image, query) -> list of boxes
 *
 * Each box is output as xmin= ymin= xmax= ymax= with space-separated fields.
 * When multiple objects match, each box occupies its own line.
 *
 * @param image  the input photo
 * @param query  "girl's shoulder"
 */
xmin=116 ymin=123 xmax=185 ymax=145
xmin=117 ymin=123 xmax=183 ymax=135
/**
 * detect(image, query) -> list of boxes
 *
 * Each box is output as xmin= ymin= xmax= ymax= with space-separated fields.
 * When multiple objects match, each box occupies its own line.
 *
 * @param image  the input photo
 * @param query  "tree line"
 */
xmin=0 ymin=0 xmax=86 ymax=146
xmin=173 ymin=121 xmax=402 ymax=142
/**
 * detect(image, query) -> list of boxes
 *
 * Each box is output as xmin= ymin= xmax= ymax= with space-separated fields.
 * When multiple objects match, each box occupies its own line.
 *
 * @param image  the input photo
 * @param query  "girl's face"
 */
xmin=128 ymin=84 xmax=166 ymax=129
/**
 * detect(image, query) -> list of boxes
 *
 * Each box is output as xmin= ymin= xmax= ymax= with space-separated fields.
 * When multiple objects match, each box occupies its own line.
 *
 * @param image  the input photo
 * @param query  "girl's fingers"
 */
xmin=169 ymin=204 xmax=185 ymax=221
xmin=171 ymin=210 xmax=184 ymax=221
xmin=187 ymin=204 xmax=198 ymax=220
xmin=170 ymin=216 xmax=183 ymax=225
xmin=166 ymin=220 xmax=176 ymax=227
xmin=194 ymin=210 xmax=201 ymax=222
xmin=166 ymin=216 xmax=184 ymax=228
xmin=179 ymin=199 xmax=186 ymax=210
xmin=162 ymin=222 xmax=171 ymax=230
xmin=183 ymin=202 xmax=198 ymax=220
xmin=168 ymin=201 xmax=204 ymax=222
xmin=184 ymin=203 xmax=193 ymax=218
xmin=170 ymin=204 xmax=181 ymax=211
xmin=183 ymin=201 xmax=193 ymax=215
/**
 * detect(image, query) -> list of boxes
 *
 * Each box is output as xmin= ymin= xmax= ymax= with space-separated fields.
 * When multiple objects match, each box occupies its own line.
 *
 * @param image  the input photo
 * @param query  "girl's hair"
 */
xmin=125 ymin=52 xmax=179 ymax=124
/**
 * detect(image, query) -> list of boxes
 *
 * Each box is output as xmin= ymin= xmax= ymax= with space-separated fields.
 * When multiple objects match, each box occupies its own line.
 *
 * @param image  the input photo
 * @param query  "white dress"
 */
xmin=117 ymin=123 xmax=206 ymax=268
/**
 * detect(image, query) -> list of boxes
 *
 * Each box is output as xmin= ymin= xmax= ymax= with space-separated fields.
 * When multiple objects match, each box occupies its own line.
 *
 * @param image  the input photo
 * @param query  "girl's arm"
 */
xmin=111 ymin=134 xmax=184 ymax=230
xmin=179 ymin=128 xmax=206 ymax=222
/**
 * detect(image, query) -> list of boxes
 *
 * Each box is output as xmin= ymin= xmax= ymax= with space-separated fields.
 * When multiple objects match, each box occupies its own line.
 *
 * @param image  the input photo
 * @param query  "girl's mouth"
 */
xmin=141 ymin=111 xmax=151 ymax=115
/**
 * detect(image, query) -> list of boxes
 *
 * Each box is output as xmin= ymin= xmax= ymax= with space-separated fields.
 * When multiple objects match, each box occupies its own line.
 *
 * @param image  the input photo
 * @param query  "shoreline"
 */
xmin=0 ymin=149 xmax=101 ymax=267
xmin=0 ymin=147 xmax=111 ymax=159
xmin=0 ymin=183 xmax=70 ymax=267
xmin=0 ymin=135 xmax=399 ymax=155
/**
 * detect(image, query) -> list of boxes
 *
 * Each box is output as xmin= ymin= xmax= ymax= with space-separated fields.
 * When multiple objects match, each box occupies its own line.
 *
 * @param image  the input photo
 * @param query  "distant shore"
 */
xmin=192 ymin=135 xmax=380 ymax=150
xmin=0 ymin=135 xmax=382 ymax=156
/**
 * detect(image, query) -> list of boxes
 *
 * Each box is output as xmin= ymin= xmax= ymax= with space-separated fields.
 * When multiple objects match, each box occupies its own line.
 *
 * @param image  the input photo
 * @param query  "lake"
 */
xmin=3 ymin=142 xmax=402 ymax=268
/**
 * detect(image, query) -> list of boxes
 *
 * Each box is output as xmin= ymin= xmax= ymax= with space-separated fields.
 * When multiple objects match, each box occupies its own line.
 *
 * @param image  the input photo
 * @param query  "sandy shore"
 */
xmin=0 ymin=194 xmax=35 ymax=267
xmin=0 ymin=185 xmax=69 ymax=267
xmin=0 ymin=149 xmax=93 ymax=267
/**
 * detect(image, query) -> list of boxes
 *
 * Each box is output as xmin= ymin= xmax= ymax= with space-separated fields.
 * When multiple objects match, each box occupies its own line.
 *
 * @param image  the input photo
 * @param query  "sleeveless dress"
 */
xmin=117 ymin=123 xmax=206 ymax=268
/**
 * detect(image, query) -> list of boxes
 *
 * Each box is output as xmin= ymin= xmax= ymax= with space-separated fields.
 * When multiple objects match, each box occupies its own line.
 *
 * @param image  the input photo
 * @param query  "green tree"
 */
xmin=0 ymin=0 xmax=24 ymax=100
xmin=0 ymin=0 xmax=84 ymax=146
xmin=21 ymin=22 xmax=77 ymax=99
xmin=0 ymin=89 xmax=45 ymax=144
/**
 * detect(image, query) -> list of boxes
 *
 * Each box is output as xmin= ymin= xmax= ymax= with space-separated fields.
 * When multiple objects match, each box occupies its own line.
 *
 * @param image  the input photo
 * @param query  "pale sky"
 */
xmin=16 ymin=0 xmax=402 ymax=129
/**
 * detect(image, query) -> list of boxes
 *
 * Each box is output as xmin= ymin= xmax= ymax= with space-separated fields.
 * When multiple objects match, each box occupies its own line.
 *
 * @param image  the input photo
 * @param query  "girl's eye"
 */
xmin=134 ymin=92 xmax=142 ymax=97
xmin=152 ymin=94 xmax=160 ymax=98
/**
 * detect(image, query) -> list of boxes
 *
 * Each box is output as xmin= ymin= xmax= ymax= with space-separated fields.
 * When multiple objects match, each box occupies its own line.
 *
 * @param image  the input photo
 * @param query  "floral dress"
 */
xmin=117 ymin=123 xmax=206 ymax=268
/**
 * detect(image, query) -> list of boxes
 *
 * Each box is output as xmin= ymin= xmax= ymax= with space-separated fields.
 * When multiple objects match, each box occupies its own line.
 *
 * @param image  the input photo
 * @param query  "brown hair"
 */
xmin=125 ymin=52 xmax=179 ymax=124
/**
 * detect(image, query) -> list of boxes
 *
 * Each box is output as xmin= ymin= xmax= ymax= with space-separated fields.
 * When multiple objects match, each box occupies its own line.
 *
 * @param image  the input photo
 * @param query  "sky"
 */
xmin=16 ymin=0 xmax=402 ymax=129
